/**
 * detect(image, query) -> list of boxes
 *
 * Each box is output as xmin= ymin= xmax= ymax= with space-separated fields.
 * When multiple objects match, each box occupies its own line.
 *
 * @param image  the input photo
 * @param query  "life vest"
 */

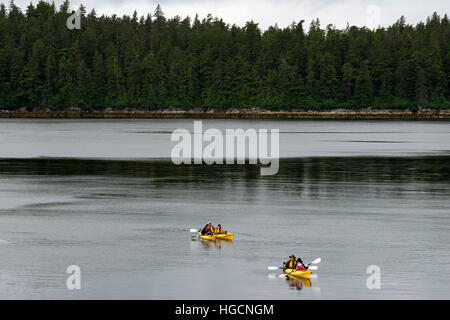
xmin=285 ymin=259 xmax=296 ymax=269
xmin=214 ymin=227 xmax=224 ymax=234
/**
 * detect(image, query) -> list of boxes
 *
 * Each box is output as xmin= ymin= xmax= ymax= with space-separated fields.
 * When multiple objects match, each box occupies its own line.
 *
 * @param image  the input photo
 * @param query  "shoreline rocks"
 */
xmin=0 ymin=108 xmax=449 ymax=120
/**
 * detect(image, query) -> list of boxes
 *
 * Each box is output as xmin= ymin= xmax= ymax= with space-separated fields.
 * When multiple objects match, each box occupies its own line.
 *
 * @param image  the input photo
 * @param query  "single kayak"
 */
xmin=198 ymin=232 xmax=216 ymax=241
xmin=284 ymin=268 xmax=312 ymax=279
xmin=216 ymin=233 xmax=234 ymax=240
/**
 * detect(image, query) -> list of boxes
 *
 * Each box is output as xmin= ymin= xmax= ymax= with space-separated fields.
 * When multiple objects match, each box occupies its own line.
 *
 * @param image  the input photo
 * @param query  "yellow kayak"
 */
xmin=198 ymin=232 xmax=216 ymax=241
xmin=215 ymin=233 xmax=234 ymax=240
xmin=284 ymin=268 xmax=312 ymax=279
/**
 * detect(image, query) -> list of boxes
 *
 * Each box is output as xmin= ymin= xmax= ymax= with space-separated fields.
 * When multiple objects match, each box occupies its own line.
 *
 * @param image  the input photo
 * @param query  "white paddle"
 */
xmin=267 ymin=266 xmax=281 ymax=271
xmin=190 ymin=228 xmax=199 ymax=233
xmin=268 ymin=265 xmax=318 ymax=271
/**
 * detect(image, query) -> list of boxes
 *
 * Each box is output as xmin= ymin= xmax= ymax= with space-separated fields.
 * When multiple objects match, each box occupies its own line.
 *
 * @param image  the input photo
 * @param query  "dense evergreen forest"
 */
xmin=0 ymin=1 xmax=449 ymax=111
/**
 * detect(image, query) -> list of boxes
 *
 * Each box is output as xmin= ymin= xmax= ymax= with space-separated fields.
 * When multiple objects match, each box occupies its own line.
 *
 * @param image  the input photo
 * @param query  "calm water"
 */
xmin=0 ymin=119 xmax=449 ymax=299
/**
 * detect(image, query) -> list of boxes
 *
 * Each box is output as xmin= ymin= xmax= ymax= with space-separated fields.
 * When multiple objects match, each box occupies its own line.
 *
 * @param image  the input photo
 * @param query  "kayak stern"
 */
xmin=216 ymin=233 xmax=234 ymax=240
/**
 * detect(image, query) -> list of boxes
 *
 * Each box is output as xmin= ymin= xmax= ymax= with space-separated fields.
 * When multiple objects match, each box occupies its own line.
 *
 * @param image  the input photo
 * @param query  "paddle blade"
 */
xmin=267 ymin=266 xmax=280 ymax=271
xmin=278 ymin=274 xmax=287 ymax=278
xmin=190 ymin=229 xmax=198 ymax=233
xmin=308 ymin=266 xmax=318 ymax=270
xmin=310 ymin=258 xmax=321 ymax=265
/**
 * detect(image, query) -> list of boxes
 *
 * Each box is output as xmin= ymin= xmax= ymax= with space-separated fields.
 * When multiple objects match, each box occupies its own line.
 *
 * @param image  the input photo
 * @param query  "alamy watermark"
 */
xmin=66 ymin=265 xmax=81 ymax=290
xmin=170 ymin=121 xmax=279 ymax=175
xmin=366 ymin=265 xmax=381 ymax=289
xmin=66 ymin=8 xmax=81 ymax=30
xmin=366 ymin=5 xmax=381 ymax=30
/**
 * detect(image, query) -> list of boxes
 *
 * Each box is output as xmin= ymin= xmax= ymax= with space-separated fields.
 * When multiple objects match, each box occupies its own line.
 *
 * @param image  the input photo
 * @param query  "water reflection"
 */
xmin=2 ymin=157 xmax=448 ymax=208
xmin=199 ymin=238 xmax=234 ymax=251
xmin=267 ymin=273 xmax=315 ymax=291
xmin=0 ymin=155 xmax=448 ymax=298
xmin=1 ymin=157 xmax=448 ymax=184
xmin=287 ymin=277 xmax=312 ymax=290
xmin=189 ymin=236 xmax=234 ymax=253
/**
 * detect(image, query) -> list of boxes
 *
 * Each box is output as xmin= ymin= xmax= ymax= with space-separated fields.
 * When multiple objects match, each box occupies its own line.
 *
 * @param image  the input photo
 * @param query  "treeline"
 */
xmin=0 ymin=1 xmax=449 ymax=111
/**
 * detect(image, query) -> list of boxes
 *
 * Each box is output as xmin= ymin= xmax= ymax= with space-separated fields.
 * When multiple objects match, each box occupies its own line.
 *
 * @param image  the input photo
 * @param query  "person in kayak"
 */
xmin=284 ymin=255 xmax=297 ymax=269
xmin=214 ymin=224 xmax=224 ymax=234
xmin=295 ymin=258 xmax=308 ymax=271
xmin=201 ymin=222 xmax=215 ymax=235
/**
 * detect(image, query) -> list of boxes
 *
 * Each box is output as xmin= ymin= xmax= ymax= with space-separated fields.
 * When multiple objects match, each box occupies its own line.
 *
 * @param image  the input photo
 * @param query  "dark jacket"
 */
xmin=296 ymin=258 xmax=307 ymax=269
xmin=201 ymin=225 xmax=213 ymax=235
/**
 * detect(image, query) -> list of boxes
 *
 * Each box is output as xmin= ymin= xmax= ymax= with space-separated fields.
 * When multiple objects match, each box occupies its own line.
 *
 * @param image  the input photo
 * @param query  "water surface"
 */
xmin=0 ymin=119 xmax=449 ymax=299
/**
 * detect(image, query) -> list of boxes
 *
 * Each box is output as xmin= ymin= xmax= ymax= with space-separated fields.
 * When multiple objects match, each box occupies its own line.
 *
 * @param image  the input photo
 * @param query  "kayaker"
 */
xmin=201 ymin=222 xmax=215 ymax=235
xmin=214 ymin=224 xmax=224 ymax=234
xmin=284 ymin=255 xmax=297 ymax=269
xmin=295 ymin=258 xmax=308 ymax=271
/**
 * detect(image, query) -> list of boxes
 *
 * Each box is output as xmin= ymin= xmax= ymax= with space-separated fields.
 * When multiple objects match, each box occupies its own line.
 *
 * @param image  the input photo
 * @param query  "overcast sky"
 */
xmin=12 ymin=0 xmax=449 ymax=30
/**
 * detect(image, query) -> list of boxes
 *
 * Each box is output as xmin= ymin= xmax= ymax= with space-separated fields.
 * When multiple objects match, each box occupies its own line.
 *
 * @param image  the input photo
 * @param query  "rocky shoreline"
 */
xmin=1 ymin=107 xmax=450 ymax=120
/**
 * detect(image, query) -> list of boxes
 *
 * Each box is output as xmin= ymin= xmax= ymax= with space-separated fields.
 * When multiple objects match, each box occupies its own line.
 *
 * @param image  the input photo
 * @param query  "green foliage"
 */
xmin=0 ymin=2 xmax=448 ymax=110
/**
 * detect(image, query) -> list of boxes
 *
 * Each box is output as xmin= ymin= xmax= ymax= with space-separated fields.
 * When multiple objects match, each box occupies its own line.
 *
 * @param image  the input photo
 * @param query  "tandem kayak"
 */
xmin=198 ymin=232 xmax=216 ymax=241
xmin=198 ymin=231 xmax=234 ymax=241
xmin=284 ymin=268 xmax=312 ymax=279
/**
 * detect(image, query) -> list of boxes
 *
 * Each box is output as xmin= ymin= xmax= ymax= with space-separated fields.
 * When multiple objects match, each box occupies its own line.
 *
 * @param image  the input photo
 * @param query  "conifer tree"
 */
xmin=0 ymin=2 xmax=447 ymax=110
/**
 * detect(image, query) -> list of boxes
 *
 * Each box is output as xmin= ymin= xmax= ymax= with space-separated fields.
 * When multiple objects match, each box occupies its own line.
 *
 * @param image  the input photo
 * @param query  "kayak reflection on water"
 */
xmin=190 ymin=234 xmax=234 ymax=251
xmin=199 ymin=238 xmax=234 ymax=251
xmin=288 ymin=277 xmax=311 ymax=290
